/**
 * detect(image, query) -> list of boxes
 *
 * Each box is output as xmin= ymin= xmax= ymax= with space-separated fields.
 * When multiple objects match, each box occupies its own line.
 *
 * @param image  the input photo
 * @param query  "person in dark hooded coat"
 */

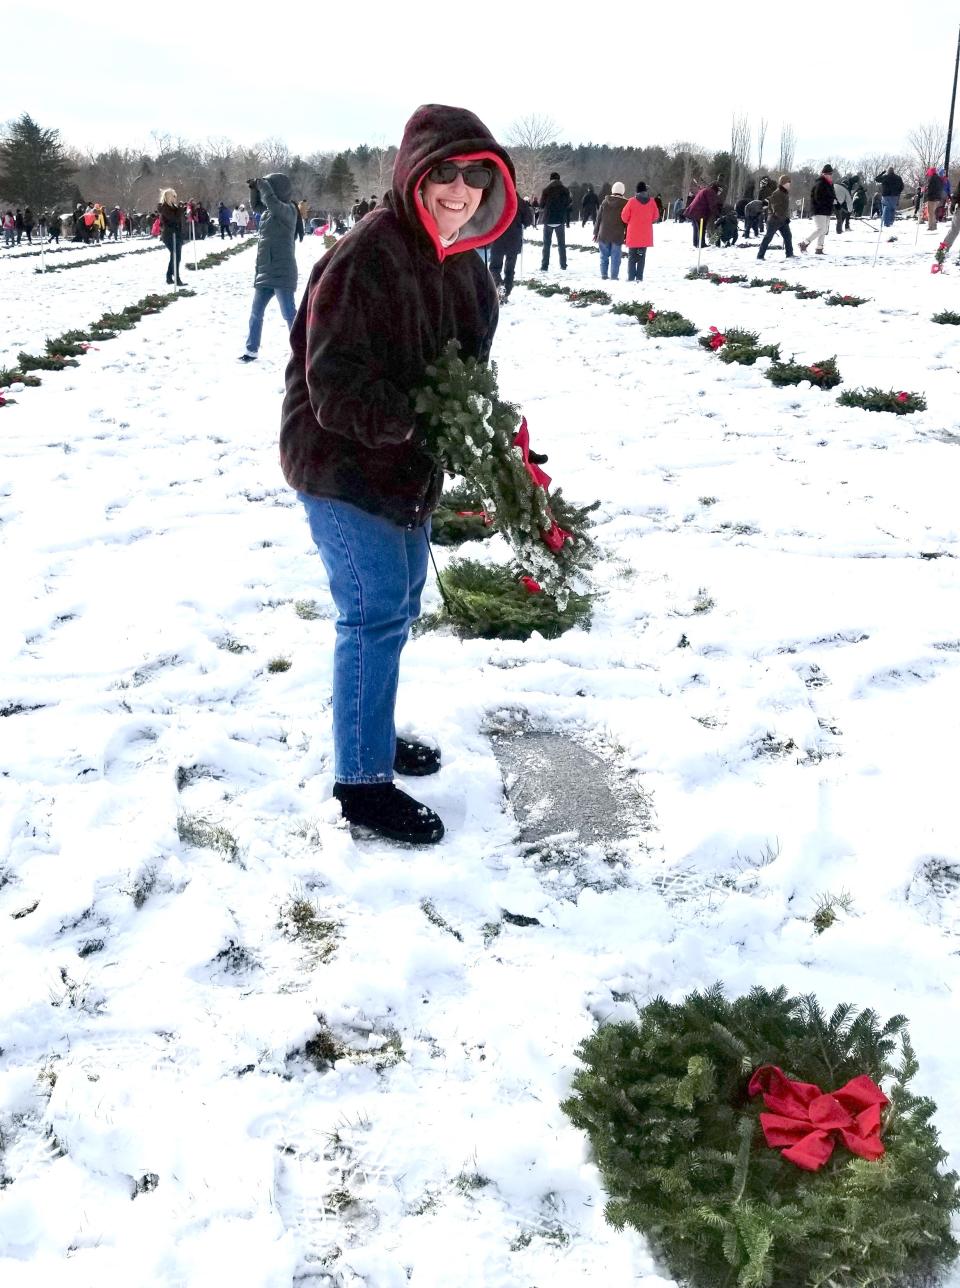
xmin=239 ymin=172 xmax=299 ymax=360
xmin=488 ymin=194 xmax=532 ymax=299
xmin=280 ymin=103 xmax=517 ymax=845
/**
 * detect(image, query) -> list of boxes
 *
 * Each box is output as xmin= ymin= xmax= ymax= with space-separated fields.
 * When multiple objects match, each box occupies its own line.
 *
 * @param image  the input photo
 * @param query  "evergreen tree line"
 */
xmin=0 ymin=111 xmax=940 ymax=219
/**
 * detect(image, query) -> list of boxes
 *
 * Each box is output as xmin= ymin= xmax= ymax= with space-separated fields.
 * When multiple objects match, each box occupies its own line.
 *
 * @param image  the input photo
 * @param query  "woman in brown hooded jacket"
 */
xmin=280 ymin=103 xmax=517 ymax=845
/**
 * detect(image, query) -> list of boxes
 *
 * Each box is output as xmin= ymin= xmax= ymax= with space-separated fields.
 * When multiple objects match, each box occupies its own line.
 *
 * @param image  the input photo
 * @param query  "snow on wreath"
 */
xmin=414 ymin=340 xmax=597 ymax=601
xmin=561 ymin=984 xmax=959 ymax=1288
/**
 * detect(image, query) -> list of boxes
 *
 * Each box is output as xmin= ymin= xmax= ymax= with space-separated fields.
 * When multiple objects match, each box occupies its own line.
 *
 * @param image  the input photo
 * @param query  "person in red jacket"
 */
xmin=620 ymin=182 xmax=659 ymax=282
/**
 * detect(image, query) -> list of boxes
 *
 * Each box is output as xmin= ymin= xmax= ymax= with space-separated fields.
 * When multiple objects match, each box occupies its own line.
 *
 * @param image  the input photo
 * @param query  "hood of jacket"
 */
xmin=636 ymin=193 xmax=651 ymax=204
xmin=389 ymin=103 xmax=517 ymax=261
xmin=264 ymin=172 xmax=293 ymax=202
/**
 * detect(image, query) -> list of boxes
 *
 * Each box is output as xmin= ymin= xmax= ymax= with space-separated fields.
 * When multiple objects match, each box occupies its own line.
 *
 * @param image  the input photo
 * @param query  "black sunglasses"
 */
xmin=427 ymin=161 xmax=494 ymax=190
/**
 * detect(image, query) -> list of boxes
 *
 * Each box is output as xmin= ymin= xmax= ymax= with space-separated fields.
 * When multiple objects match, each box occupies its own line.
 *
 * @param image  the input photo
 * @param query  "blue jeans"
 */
xmin=598 ymin=241 xmax=622 ymax=279
xmin=299 ymin=495 xmax=430 ymax=783
xmin=881 ymin=195 xmax=897 ymax=228
xmin=245 ymin=286 xmax=297 ymax=354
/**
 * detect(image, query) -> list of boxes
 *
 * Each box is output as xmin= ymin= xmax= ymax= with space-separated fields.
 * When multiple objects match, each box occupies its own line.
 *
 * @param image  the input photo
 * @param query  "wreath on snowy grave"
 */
xmin=562 ymin=984 xmax=959 ymax=1288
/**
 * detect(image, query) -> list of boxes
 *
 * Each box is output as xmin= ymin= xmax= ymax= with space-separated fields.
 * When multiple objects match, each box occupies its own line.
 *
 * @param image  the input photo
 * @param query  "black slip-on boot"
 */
xmin=394 ymin=737 xmax=441 ymax=777
xmin=333 ymin=783 xmax=445 ymax=845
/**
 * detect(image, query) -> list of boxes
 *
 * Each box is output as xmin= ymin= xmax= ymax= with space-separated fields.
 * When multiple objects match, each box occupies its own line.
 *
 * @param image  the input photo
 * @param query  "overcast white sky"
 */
xmin=7 ymin=0 xmax=958 ymax=165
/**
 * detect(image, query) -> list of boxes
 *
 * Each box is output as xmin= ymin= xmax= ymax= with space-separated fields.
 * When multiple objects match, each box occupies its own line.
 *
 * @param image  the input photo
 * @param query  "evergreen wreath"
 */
xmin=837 ymin=388 xmax=927 ymax=415
xmin=931 ymin=309 xmax=960 ymax=324
xmin=825 ymin=294 xmax=868 ymax=307
xmin=612 ymin=299 xmax=655 ymax=321
xmin=415 ymin=341 xmax=596 ymax=599
xmin=561 ymin=984 xmax=959 ymax=1288
xmin=645 ymin=309 xmax=698 ymax=338
xmin=765 ymin=357 xmax=841 ymax=390
xmin=430 ymin=480 xmax=496 ymax=546
xmin=417 ymin=558 xmax=592 ymax=641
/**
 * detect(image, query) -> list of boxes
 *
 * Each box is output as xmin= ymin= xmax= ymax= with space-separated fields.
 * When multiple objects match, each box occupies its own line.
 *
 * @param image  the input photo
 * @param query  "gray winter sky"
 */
xmin=8 ymin=0 xmax=958 ymax=165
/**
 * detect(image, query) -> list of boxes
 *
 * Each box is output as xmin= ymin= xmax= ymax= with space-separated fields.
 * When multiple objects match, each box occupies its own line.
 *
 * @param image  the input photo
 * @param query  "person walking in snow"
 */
xmin=593 ymin=181 xmax=628 ymax=280
xmin=874 ymin=165 xmax=903 ymax=228
xmin=108 ymin=206 xmax=121 ymax=240
xmin=684 ymin=181 xmax=722 ymax=248
xmin=217 ymin=201 xmax=233 ymax=238
xmin=799 ymin=165 xmax=835 ymax=254
xmin=158 ymin=188 xmax=186 ymax=285
xmin=756 ymin=175 xmax=794 ymax=260
xmin=540 ymin=171 xmax=571 ymax=270
xmin=923 ymin=167 xmax=944 ymax=230
xmin=833 ymin=177 xmax=854 ymax=234
xmin=238 ymin=173 xmax=299 ymax=362
xmin=621 ymin=181 xmax=659 ymax=281
xmin=14 ymin=209 xmax=24 ymax=245
xmin=580 ymin=184 xmax=600 ymax=225
xmin=233 ymin=202 xmax=250 ymax=235
xmin=488 ymin=193 xmax=532 ymax=300
xmin=672 ymin=195 xmax=684 ymax=221
xmin=2 ymin=211 xmax=14 ymax=248
xmin=280 ymin=103 xmax=517 ymax=846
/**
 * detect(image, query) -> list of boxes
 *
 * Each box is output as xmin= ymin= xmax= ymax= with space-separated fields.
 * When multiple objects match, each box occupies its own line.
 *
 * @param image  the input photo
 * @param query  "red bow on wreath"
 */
xmin=513 ymin=418 xmax=571 ymax=553
xmin=749 ymin=1064 xmax=888 ymax=1172
xmin=707 ymin=325 xmax=726 ymax=350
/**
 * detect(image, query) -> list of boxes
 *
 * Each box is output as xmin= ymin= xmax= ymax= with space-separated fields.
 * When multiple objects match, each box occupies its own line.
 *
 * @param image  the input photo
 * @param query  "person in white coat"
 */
xmin=233 ymin=203 xmax=249 ymax=236
xmin=833 ymin=179 xmax=854 ymax=234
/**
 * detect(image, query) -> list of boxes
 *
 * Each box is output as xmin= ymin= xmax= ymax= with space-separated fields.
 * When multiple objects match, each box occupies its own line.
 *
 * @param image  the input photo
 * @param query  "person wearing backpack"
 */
xmin=621 ymin=181 xmax=659 ymax=282
xmin=756 ymin=175 xmax=795 ymax=260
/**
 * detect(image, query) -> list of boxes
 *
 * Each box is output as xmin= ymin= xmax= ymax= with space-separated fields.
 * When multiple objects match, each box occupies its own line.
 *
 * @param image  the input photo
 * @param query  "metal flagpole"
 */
xmin=944 ymin=23 xmax=960 ymax=175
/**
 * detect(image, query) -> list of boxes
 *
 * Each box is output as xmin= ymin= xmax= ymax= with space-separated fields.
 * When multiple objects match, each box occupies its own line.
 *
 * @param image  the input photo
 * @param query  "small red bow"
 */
xmin=932 ymin=263 xmax=942 ymax=274
xmin=513 ymin=419 xmax=571 ymax=553
xmin=749 ymin=1064 xmax=888 ymax=1172
xmin=809 ymin=366 xmax=824 ymax=378
xmin=647 ymin=309 xmax=657 ymax=321
xmin=519 ymin=576 xmax=542 ymax=594
xmin=708 ymin=325 xmax=726 ymax=350
xmin=895 ymin=392 xmax=909 ymax=403
xmin=455 ymin=509 xmax=494 ymax=526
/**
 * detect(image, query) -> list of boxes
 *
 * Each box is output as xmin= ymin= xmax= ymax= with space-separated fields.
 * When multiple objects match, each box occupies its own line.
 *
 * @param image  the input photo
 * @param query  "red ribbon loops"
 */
xmin=748 ymin=1064 xmax=888 ymax=1172
xmin=513 ymin=417 xmax=571 ymax=553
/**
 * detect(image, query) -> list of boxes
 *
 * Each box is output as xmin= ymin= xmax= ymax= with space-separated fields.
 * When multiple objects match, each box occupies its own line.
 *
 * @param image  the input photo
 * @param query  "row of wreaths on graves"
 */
xmin=3 ymin=248 xmax=945 ymax=644
xmin=405 ymin=262 xmax=939 ymax=643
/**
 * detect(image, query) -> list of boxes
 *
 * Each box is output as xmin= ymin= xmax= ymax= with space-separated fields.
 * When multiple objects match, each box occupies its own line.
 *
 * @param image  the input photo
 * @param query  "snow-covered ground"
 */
xmin=2 ymin=215 xmax=960 ymax=1287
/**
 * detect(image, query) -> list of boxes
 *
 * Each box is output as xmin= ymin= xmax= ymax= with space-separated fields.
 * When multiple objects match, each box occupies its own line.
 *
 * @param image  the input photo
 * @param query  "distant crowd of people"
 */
xmin=0 ymin=194 xmax=317 ymax=250
xmin=508 ymin=163 xmax=960 ymax=282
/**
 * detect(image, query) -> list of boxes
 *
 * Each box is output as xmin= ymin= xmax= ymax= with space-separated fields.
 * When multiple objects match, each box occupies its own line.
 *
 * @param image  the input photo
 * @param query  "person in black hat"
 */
xmin=539 ymin=171 xmax=571 ymax=270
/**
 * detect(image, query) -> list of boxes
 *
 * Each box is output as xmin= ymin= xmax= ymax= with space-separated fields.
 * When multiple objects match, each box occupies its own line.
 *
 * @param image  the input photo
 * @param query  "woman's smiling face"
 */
xmin=421 ymin=166 xmax=483 ymax=240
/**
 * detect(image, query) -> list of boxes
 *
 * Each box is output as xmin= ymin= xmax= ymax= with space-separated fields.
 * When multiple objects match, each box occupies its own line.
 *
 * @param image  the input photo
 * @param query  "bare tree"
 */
xmin=906 ymin=121 xmax=947 ymax=178
xmin=730 ymin=113 xmax=751 ymax=200
xmin=777 ymin=124 xmax=796 ymax=174
xmin=757 ymin=118 xmax=768 ymax=174
xmin=504 ymin=113 xmax=561 ymax=197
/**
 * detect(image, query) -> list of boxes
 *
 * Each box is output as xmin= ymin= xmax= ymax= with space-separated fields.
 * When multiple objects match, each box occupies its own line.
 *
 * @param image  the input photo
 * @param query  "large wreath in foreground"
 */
xmin=562 ymin=985 xmax=959 ymax=1288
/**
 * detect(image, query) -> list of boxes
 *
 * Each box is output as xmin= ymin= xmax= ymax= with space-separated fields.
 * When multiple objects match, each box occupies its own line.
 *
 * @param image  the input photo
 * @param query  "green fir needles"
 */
xmin=645 ymin=309 xmax=697 ymax=338
xmin=415 ymin=340 xmax=596 ymax=599
xmin=561 ymin=984 xmax=959 ymax=1288
xmin=765 ymin=356 xmax=842 ymax=390
xmin=932 ymin=309 xmax=960 ymax=325
xmin=430 ymin=481 xmax=496 ymax=547
xmin=418 ymin=559 xmax=592 ymax=641
xmin=837 ymin=388 xmax=927 ymax=415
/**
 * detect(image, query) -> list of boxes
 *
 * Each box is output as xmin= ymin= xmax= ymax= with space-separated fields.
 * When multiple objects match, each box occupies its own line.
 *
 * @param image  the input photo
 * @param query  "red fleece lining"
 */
xmin=414 ymin=151 xmax=518 ymax=262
